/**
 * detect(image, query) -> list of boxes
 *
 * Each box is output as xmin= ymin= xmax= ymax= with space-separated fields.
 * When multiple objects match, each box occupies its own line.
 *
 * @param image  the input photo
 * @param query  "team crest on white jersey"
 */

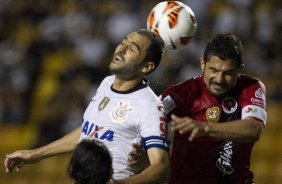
xmin=110 ymin=101 xmax=133 ymax=123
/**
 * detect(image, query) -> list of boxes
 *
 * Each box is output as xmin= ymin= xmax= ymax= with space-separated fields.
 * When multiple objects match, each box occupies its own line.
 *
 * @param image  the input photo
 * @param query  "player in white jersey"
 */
xmin=80 ymin=75 xmax=168 ymax=179
xmin=4 ymin=29 xmax=170 ymax=184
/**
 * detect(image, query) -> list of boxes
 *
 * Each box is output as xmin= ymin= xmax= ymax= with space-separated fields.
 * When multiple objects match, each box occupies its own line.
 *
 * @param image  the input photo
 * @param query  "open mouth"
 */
xmin=113 ymin=53 xmax=124 ymax=63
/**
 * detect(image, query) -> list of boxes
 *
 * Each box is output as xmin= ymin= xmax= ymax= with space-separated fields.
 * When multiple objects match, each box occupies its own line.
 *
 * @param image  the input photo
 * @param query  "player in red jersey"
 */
xmin=160 ymin=33 xmax=266 ymax=184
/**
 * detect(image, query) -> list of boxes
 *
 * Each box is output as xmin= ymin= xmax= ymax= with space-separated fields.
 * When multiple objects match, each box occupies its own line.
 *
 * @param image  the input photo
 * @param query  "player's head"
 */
xmin=68 ymin=139 xmax=113 ymax=184
xmin=200 ymin=33 xmax=244 ymax=97
xmin=109 ymin=29 xmax=165 ymax=79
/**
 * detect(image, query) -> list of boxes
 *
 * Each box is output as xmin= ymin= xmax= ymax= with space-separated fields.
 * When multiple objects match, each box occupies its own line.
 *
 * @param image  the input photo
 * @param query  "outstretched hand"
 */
xmin=4 ymin=150 xmax=39 ymax=173
xmin=171 ymin=114 xmax=209 ymax=141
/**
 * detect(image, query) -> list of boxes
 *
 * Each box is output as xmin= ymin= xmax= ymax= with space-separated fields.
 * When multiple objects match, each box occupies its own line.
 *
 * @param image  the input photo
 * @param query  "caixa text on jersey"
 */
xmin=81 ymin=120 xmax=114 ymax=141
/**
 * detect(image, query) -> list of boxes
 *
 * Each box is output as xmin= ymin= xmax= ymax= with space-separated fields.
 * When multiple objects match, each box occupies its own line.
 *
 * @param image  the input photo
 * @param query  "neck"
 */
xmin=112 ymin=76 xmax=143 ymax=91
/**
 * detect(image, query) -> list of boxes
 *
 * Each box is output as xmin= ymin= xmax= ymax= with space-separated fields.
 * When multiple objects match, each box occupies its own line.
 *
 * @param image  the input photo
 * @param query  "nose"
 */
xmin=119 ymin=44 xmax=128 ymax=54
xmin=214 ymin=72 xmax=224 ymax=84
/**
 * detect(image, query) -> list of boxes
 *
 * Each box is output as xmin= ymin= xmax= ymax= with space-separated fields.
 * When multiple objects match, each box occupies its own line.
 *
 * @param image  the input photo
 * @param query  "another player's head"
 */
xmin=200 ymin=33 xmax=244 ymax=97
xmin=110 ymin=29 xmax=165 ymax=79
xmin=68 ymin=139 xmax=113 ymax=184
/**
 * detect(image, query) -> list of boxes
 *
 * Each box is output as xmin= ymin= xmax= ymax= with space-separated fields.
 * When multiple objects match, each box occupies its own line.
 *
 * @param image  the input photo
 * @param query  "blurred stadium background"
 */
xmin=0 ymin=0 xmax=281 ymax=183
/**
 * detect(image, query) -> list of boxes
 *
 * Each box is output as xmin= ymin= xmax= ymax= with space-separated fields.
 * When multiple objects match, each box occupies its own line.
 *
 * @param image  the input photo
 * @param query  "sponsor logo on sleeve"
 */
xmin=244 ymin=107 xmax=258 ymax=113
xmin=162 ymin=95 xmax=176 ymax=114
xmin=255 ymin=88 xmax=264 ymax=100
xmin=251 ymin=88 xmax=265 ymax=107
xmin=159 ymin=116 xmax=168 ymax=137
xmin=242 ymin=105 xmax=267 ymax=125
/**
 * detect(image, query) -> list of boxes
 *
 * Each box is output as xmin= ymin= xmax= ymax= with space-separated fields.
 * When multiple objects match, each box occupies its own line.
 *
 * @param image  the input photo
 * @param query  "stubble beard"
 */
xmin=109 ymin=60 xmax=143 ymax=80
xmin=206 ymin=80 xmax=229 ymax=98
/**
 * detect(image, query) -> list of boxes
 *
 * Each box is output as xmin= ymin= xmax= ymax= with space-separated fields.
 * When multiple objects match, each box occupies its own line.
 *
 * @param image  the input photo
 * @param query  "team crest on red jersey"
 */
xmin=222 ymin=97 xmax=238 ymax=114
xmin=206 ymin=106 xmax=220 ymax=122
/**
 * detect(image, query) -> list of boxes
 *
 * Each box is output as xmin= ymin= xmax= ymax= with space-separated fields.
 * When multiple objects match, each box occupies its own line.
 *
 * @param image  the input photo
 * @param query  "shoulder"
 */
xmin=237 ymin=74 xmax=263 ymax=84
xmin=236 ymin=74 xmax=266 ymax=93
xmin=101 ymin=75 xmax=115 ymax=85
xmin=90 ymin=75 xmax=114 ymax=99
xmin=141 ymin=86 xmax=163 ymax=105
xmin=235 ymin=75 xmax=266 ymax=106
xmin=97 ymin=75 xmax=115 ymax=89
xmin=134 ymin=87 xmax=164 ymax=117
xmin=160 ymin=76 xmax=203 ymax=115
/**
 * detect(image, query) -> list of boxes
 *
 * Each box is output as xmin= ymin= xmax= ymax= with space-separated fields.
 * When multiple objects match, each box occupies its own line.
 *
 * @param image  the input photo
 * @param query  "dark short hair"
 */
xmin=68 ymin=140 xmax=113 ymax=184
xmin=137 ymin=29 xmax=165 ymax=74
xmin=203 ymin=33 xmax=243 ymax=67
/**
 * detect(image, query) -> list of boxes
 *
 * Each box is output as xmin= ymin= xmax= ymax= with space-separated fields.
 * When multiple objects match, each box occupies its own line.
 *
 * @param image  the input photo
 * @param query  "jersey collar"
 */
xmin=111 ymin=79 xmax=149 ymax=94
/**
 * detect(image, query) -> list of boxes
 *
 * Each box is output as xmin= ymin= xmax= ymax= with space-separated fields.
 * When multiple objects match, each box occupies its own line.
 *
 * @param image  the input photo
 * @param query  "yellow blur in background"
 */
xmin=1 ymin=0 xmax=282 ymax=183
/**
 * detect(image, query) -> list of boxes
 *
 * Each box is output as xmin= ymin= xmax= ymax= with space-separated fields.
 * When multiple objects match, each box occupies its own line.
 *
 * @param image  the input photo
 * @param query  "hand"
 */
xmin=171 ymin=114 xmax=209 ymax=141
xmin=127 ymin=143 xmax=149 ymax=172
xmin=4 ymin=150 xmax=40 ymax=173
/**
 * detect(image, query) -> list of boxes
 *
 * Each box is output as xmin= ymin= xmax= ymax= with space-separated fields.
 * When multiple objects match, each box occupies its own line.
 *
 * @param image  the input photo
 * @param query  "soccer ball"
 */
xmin=147 ymin=1 xmax=197 ymax=49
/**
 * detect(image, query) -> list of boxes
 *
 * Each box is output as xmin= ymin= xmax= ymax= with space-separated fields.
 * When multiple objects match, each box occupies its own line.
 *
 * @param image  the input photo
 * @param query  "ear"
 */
xmin=141 ymin=62 xmax=155 ymax=74
xmin=200 ymin=57 xmax=205 ymax=73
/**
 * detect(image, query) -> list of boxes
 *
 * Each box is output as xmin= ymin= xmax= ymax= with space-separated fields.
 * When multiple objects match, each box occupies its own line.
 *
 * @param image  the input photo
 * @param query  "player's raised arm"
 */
xmin=4 ymin=126 xmax=81 ymax=173
xmin=111 ymin=147 xmax=170 ymax=184
xmin=171 ymin=114 xmax=264 ymax=143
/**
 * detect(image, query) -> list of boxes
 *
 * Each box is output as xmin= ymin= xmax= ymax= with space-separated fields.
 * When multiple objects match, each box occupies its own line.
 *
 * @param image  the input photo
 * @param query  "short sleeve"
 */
xmin=240 ymin=80 xmax=267 ymax=125
xmin=160 ymin=86 xmax=181 ymax=117
xmin=139 ymin=102 xmax=169 ymax=152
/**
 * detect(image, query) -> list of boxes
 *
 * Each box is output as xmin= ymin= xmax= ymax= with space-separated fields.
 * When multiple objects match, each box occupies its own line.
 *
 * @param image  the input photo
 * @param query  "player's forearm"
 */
xmin=206 ymin=117 xmax=263 ymax=143
xmin=114 ymin=162 xmax=170 ymax=184
xmin=32 ymin=127 xmax=81 ymax=160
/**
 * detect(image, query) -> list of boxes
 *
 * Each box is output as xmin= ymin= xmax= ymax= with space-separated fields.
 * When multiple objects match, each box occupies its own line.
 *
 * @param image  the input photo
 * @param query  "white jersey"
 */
xmin=79 ymin=75 xmax=168 ymax=179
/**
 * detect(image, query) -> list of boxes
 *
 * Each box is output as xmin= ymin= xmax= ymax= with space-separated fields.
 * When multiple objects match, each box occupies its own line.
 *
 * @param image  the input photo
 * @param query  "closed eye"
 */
xmin=209 ymin=67 xmax=234 ymax=75
xmin=209 ymin=67 xmax=219 ymax=73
